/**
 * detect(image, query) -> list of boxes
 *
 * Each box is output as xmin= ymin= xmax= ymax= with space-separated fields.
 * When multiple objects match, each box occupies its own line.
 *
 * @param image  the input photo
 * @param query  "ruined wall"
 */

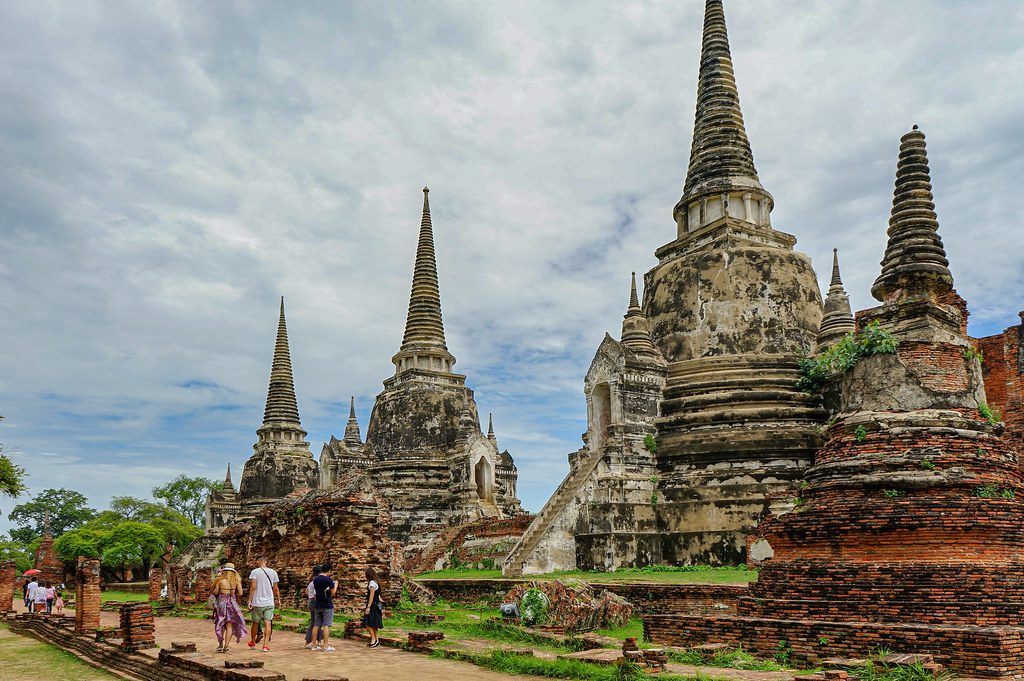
xmin=978 ymin=313 xmax=1024 ymax=449
xmin=221 ymin=472 xmax=401 ymax=611
xmin=0 ymin=560 xmax=16 ymax=612
xmin=75 ymin=557 xmax=101 ymax=634
xmin=405 ymin=515 xmax=531 ymax=574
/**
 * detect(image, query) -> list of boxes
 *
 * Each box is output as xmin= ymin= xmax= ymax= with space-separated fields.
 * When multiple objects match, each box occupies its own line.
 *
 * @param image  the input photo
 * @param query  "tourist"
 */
xmin=22 ymin=578 xmax=31 ymax=612
xmin=211 ymin=562 xmax=247 ymax=653
xmin=312 ymin=562 xmax=337 ymax=652
xmin=362 ymin=567 xmax=384 ymax=648
xmin=303 ymin=564 xmax=324 ymax=649
xmin=54 ymin=591 xmax=65 ymax=616
xmin=45 ymin=582 xmax=56 ymax=614
xmin=32 ymin=580 xmax=48 ymax=613
xmin=247 ymin=555 xmax=280 ymax=652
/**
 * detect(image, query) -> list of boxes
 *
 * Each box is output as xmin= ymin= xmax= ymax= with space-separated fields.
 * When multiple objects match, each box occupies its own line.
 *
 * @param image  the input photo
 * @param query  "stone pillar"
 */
xmin=75 ymin=557 xmax=101 ymax=634
xmin=147 ymin=568 xmax=163 ymax=601
xmin=0 ymin=560 xmax=16 ymax=613
xmin=119 ymin=602 xmax=156 ymax=651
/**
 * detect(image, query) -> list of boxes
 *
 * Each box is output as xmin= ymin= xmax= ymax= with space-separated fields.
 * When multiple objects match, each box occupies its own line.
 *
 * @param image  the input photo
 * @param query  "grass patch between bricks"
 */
xmin=670 ymin=646 xmax=789 ymax=671
xmin=432 ymin=648 xmax=695 ymax=681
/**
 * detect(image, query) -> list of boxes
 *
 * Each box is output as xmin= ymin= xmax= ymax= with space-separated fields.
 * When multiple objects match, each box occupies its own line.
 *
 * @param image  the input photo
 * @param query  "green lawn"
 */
xmin=0 ymin=623 xmax=116 ymax=680
xmin=99 ymin=590 xmax=149 ymax=602
xmin=415 ymin=565 xmax=757 ymax=584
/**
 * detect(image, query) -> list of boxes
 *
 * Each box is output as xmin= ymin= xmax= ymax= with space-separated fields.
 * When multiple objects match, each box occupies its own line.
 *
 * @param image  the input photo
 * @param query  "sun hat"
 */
xmin=222 ymin=563 xmax=236 ymax=571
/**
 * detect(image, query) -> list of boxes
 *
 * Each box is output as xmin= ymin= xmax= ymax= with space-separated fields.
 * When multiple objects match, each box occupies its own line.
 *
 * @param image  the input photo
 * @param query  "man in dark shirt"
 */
xmin=311 ymin=562 xmax=338 ymax=651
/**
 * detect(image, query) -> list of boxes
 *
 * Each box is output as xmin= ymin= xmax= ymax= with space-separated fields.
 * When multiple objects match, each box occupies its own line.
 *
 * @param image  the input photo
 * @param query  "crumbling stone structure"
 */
xmin=236 ymin=298 xmax=319 ymax=516
xmin=503 ymin=579 xmax=633 ymax=633
xmin=34 ymin=512 xmax=65 ymax=586
xmin=646 ymin=127 xmax=1024 ymax=677
xmin=119 ymin=602 xmax=156 ymax=651
xmin=978 ymin=314 xmax=1024 ymax=449
xmin=221 ymin=471 xmax=402 ymax=611
xmin=75 ymin=557 xmax=101 ymax=634
xmin=319 ymin=396 xmax=366 ymax=488
xmin=405 ymin=515 xmax=532 ymax=574
xmin=510 ymin=0 xmax=824 ymax=574
xmin=204 ymin=465 xmax=241 ymax=534
xmin=506 ymin=275 xmax=667 ymax=574
xmin=341 ymin=188 xmax=522 ymax=554
xmin=147 ymin=567 xmax=163 ymax=601
xmin=816 ymin=249 xmax=856 ymax=350
xmin=0 ymin=560 xmax=16 ymax=613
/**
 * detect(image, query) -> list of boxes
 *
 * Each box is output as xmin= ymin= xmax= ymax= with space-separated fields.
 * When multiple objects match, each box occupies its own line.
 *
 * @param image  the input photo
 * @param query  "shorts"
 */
xmin=251 ymin=605 xmax=275 ymax=622
xmin=312 ymin=607 xmax=334 ymax=628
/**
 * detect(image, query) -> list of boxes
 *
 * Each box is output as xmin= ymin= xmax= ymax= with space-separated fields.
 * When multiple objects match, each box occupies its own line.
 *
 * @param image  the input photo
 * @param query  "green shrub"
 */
xmin=796 ymin=322 xmax=898 ymax=394
xmin=883 ymin=489 xmax=902 ymax=498
xmin=855 ymin=425 xmax=868 ymax=442
xmin=520 ymin=588 xmax=549 ymax=626
xmin=978 ymin=403 xmax=1001 ymax=425
xmin=643 ymin=434 xmax=657 ymax=454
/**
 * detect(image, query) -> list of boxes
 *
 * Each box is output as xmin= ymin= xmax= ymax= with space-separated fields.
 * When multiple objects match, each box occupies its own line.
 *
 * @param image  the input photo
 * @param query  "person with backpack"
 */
xmin=246 ymin=556 xmax=280 ymax=652
xmin=311 ymin=562 xmax=338 ymax=652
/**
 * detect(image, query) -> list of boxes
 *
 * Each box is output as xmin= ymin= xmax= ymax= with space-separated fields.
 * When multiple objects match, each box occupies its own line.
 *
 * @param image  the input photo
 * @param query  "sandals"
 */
xmin=216 ymin=645 xmax=225 ymax=653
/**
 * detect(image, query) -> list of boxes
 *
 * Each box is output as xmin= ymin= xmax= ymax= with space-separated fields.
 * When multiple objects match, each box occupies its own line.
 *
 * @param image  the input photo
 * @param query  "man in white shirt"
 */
xmin=246 ymin=555 xmax=280 ymax=652
xmin=25 ymin=579 xmax=38 ymax=613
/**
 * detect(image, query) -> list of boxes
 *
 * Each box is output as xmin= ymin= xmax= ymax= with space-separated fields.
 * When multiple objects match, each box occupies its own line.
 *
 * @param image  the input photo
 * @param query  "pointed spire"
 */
xmin=392 ymin=187 xmax=457 ymax=376
xmin=871 ymin=126 xmax=954 ymax=303
xmin=620 ymin=272 xmax=659 ymax=357
xmin=830 ymin=248 xmax=844 ymax=287
xmin=224 ymin=464 xmax=233 ymax=488
xmin=487 ymin=413 xmax=497 ymax=445
xmin=262 ymin=297 xmax=302 ymax=425
xmin=675 ymin=0 xmax=769 ymax=231
xmin=817 ymin=248 xmax=856 ymax=349
xmin=42 ymin=510 xmax=52 ymax=538
xmin=343 ymin=396 xmax=362 ymax=447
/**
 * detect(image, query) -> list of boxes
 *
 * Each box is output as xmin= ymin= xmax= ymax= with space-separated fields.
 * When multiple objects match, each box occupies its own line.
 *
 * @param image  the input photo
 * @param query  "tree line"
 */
xmin=0 ymin=473 xmax=222 ymax=579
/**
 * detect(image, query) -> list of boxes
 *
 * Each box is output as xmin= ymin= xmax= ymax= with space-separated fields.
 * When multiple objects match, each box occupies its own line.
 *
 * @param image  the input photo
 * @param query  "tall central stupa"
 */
xmin=642 ymin=0 xmax=825 ymax=564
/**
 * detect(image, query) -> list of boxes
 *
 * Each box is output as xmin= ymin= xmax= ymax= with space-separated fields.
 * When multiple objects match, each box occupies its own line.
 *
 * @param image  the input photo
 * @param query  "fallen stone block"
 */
xmin=226 ymin=659 xmax=265 ymax=669
xmin=170 ymin=641 xmax=198 ymax=652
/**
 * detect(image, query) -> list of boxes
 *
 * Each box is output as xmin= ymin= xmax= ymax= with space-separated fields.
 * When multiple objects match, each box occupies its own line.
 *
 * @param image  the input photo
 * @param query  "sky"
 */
xmin=1 ymin=1 xmax=1023 ymax=533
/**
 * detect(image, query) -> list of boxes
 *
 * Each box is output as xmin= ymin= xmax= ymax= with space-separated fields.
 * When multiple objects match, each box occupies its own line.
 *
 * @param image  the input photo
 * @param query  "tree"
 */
xmin=53 ymin=528 xmax=105 ymax=561
xmin=0 ymin=414 xmax=26 ymax=497
xmin=8 ymin=488 xmax=97 ymax=542
xmin=0 ymin=535 xmax=34 ymax=573
xmin=153 ymin=474 xmax=221 ymax=526
xmin=99 ymin=521 xmax=165 ymax=581
xmin=89 ymin=498 xmax=201 ymax=556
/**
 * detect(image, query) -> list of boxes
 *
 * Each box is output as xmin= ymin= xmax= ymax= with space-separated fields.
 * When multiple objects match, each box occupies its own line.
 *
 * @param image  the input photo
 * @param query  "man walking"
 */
xmin=311 ymin=562 xmax=337 ymax=652
xmin=247 ymin=555 xmax=280 ymax=652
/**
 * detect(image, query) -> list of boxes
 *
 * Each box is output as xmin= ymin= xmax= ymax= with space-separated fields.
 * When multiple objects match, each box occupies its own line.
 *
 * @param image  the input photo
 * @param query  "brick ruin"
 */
xmin=405 ymin=515 xmax=532 ymax=574
xmin=33 ymin=512 xmax=66 ymax=586
xmin=148 ymin=567 xmax=162 ymax=601
xmin=220 ymin=471 xmax=402 ymax=611
xmin=75 ymin=557 xmax=101 ymax=634
xmin=0 ymin=560 xmax=16 ymax=613
xmin=978 ymin=313 xmax=1024 ymax=449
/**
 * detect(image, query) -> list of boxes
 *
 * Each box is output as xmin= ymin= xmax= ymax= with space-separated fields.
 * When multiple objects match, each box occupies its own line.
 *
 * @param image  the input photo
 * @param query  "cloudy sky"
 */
xmin=2 ymin=1 xmax=1023 ymax=531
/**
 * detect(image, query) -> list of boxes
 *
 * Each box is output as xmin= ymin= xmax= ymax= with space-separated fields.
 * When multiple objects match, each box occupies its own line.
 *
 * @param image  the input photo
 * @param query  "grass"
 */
xmin=99 ymin=590 xmax=149 ymax=603
xmin=0 ymin=623 xmax=116 ymax=680
xmin=670 ymin=645 xmax=789 ymax=671
xmin=433 ymin=648 xmax=696 ymax=681
xmin=857 ymin=661 xmax=950 ymax=681
xmin=594 ymin=618 xmax=644 ymax=641
xmin=415 ymin=565 xmax=757 ymax=584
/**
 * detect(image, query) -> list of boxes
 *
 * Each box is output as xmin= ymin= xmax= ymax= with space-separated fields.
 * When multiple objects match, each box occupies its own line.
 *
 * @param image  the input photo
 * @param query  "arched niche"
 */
xmin=590 ymin=382 xmax=612 ymax=450
xmin=474 ymin=456 xmax=494 ymax=501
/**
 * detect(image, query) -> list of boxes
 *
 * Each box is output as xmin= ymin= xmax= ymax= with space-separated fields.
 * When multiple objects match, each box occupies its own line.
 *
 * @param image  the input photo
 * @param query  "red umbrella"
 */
xmin=22 ymin=569 xmax=41 ymax=576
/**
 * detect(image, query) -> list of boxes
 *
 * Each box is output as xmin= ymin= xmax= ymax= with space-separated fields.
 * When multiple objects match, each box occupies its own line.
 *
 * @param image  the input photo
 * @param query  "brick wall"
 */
xmin=644 ymin=614 xmax=1024 ymax=677
xmin=119 ymin=602 xmax=156 ymax=651
xmin=148 ymin=568 xmax=163 ymax=601
xmin=0 ymin=560 xmax=16 ymax=613
xmin=221 ymin=472 xmax=402 ymax=612
xmin=596 ymin=583 xmax=746 ymax=616
xmin=75 ymin=557 xmax=101 ymax=634
xmin=978 ymin=314 xmax=1024 ymax=449
xmin=405 ymin=515 xmax=532 ymax=575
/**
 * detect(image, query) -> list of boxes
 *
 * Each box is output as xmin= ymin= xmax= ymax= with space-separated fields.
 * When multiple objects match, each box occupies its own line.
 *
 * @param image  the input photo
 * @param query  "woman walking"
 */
xmin=211 ymin=563 xmax=247 ymax=653
xmin=45 ymin=582 xmax=56 ymax=614
xmin=362 ymin=568 xmax=384 ymax=648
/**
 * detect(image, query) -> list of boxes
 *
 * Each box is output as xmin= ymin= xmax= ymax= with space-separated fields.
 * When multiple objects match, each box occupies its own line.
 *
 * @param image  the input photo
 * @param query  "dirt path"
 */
xmin=92 ymin=611 xmax=544 ymax=681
